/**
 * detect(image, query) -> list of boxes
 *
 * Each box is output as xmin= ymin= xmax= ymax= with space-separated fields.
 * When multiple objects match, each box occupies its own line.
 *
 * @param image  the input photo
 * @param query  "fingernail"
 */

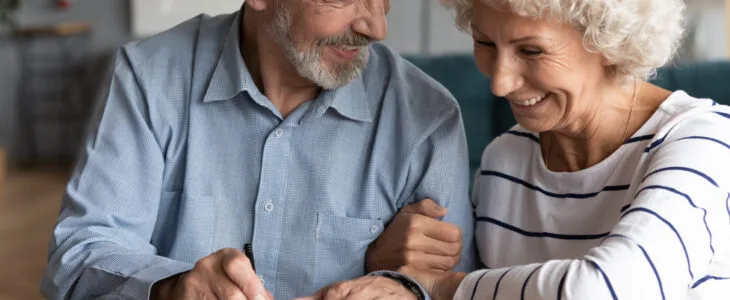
xmin=254 ymin=295 xmax=266 ymax=300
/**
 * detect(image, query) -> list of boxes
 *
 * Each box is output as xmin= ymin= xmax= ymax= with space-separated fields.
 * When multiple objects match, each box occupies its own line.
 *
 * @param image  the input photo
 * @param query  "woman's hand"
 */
xmin=398 ymin=266 xmax=467 ymax=300
xmin=295 ymin=276 xmax=418 ymax=300
xmin=365 ymin=199 xmax=463 ymax=273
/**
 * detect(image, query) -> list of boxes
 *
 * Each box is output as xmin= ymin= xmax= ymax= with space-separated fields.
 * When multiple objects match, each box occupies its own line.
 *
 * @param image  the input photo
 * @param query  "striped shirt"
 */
xmin=456 ymin=91 xmax=730 ymax=299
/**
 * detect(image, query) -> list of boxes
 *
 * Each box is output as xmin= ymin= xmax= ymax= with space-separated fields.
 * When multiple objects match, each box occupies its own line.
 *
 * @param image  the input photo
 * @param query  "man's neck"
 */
xmin=241 ymin=7 xmax=321 ymax=118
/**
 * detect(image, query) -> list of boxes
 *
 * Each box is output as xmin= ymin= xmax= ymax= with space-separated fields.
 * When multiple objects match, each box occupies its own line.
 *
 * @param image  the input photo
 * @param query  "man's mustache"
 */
xmin=319 ymin=31 xmax=372 ymax=47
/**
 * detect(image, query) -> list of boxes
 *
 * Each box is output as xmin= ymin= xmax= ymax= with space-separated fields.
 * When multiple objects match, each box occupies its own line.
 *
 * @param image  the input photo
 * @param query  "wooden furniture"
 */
xmin=0 ymin=148 xmax=6 ymax=202
xmin=13 ymin=22 xmax=91 ymax=36
xmin=13 ymin=22 xmax=92 ymax=165
xmin=0 ymin=169 xmax=70 ymax=299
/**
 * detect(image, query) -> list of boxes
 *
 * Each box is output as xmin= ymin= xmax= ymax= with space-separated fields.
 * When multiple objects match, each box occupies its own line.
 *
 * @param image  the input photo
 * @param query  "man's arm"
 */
xmin=366 ymin=103 xmax=478 ymax=273
xmin=402 ymin=103 xmax=477 ymax=272
xmin=41 ymin=50 xmax=192 ymax=299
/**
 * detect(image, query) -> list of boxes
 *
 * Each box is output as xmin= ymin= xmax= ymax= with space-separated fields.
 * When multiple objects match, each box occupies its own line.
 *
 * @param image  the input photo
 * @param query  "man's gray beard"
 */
xmin=269 ymin=4 xmax=370 ymax=90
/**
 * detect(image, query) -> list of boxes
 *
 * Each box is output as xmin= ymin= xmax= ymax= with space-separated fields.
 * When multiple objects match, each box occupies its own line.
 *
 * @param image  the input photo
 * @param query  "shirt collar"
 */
xmin=203 ymin=10 xmax=252 ymax=103
xmin=321 ymin=77 xmax=372 ymax=122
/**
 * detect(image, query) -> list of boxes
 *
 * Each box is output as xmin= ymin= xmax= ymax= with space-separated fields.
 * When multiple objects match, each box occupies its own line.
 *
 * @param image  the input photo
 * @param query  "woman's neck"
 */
xmin=540 ymin=81 xmax=669 ymax=172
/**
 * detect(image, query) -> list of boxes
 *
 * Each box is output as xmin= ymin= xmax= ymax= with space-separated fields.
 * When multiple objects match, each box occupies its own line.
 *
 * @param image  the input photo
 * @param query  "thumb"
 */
xmin=403 ymin=198 xmax=448 ymax=219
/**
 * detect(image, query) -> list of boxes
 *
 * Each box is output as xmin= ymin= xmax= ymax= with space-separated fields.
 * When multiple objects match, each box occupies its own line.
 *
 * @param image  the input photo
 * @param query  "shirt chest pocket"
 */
xmin=313 ymin=212 xmax=384 ymax=289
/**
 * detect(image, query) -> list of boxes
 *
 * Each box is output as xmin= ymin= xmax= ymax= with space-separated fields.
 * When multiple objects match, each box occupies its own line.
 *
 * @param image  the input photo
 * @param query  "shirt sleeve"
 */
xmin=402 ymin=103 xmax=479 ymax=273
xmin=455 ymin=110 xmax=730 ymax=299
xmin=40 ymin=49 xmax=193 ymax=300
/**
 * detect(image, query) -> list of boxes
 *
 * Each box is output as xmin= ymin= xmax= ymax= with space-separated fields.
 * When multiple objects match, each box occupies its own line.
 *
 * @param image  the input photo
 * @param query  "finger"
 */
xmin=210 ymin=279 xmax=245 ymax=300
xmin=322 ymin=281 xmax=352 ymax=300
xmin=294 ymin=297 xmax=315 ymax=300
xmin=176 ymin=272 xmax=215 ymax=299
xmin=403 ymin=199 xmax=448 ymax=219
xmin=404 ymin=232 xmax=462 ymax=256
xmin=410 ymin=214 xmax=462 ymax=243
xmin=220 ymin=249 xmax=267 ymax=299
xmin=405 ymin=252 xmax=461 ymax=271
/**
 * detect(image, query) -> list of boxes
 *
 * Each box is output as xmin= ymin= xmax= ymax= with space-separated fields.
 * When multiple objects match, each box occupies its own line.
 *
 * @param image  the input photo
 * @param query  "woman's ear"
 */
xmin=601 ymin=55 xmax=611 ymax=66
xmin=600 ymin=55 xmax=619 ymax=79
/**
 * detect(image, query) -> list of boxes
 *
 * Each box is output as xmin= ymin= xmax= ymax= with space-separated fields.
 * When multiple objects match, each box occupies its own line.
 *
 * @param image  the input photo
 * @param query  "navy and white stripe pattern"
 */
xmin=455 ymin=91 xmax=730 ymax=299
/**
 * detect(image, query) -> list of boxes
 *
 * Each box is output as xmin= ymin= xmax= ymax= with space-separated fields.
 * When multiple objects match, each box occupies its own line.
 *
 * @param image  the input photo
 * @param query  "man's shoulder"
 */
xmin=120 ymin=13 xmax=234 ymax=73
xmin=365 ymin=43 xmax=461 ymax=123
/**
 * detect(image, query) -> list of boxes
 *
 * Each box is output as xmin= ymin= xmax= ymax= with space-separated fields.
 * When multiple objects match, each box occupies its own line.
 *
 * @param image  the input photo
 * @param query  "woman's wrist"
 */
xmin=434 ymin=272 xmax=467 ymax=300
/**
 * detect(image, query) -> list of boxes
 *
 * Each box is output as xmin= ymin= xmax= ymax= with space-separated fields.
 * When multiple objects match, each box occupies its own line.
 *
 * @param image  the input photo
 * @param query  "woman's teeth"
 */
xmin=514 ymin=94 xmax=547 ymax=106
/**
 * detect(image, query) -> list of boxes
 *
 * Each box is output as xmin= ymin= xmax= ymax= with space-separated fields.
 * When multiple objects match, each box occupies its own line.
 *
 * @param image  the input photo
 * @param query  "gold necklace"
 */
xmin=544 ymin=80 xmax=638 ymax=170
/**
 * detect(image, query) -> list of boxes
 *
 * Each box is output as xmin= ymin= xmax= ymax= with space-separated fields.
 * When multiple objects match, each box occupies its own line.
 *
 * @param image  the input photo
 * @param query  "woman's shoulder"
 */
xmin=643 ymin=90 xmax=730 ymax=188
xmin=479 ymin=125 xmax=540 ymax=170
xmin=652 ymin=90 xmax=730 ymax=137
xmin=657 ymin=90 xmax=726 ymax=114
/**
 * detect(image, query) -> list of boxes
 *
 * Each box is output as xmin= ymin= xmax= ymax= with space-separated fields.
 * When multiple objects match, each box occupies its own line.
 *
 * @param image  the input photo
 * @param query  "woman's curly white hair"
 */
xmin=441 ymin=0 xmax=686 ymax=81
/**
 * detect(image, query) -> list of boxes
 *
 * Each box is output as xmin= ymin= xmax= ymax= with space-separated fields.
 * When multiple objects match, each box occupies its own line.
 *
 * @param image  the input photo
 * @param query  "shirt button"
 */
xmin=264 ymin=202 xmax=274 ymax=212
xmin=274 ymin=129 xmax=284 ymax=137
xmin=370 ymin=224 xmax=379 ymax=234
xmin=259 ymin=276 xmax=265 ymax=285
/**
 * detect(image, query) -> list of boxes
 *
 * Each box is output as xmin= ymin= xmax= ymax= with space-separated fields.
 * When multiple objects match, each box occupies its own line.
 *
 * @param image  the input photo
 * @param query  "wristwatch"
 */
xmin=372 ymin=273 xmax=426 ymax=300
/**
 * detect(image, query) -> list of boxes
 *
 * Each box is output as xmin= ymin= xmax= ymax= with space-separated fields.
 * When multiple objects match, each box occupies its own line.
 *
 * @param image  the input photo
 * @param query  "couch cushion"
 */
xmin=652 ymin=61 xmax=730 ymax=105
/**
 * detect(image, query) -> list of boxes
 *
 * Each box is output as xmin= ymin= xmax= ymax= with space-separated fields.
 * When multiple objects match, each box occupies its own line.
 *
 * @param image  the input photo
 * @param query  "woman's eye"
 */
xmin=520 ymin=48 xmax=543 ymax=56
xmin=475 ymin=40 xmax=495 ymax=47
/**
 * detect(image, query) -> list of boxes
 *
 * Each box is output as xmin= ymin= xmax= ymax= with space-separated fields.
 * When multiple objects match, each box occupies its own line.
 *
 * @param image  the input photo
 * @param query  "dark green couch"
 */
xmin=406 ymin=54 xmax=730 ymax=178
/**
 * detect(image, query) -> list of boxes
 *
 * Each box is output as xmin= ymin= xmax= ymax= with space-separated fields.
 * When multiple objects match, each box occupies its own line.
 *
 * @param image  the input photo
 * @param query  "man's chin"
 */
xmin=309 ymin=63 xmax=365 ymax=90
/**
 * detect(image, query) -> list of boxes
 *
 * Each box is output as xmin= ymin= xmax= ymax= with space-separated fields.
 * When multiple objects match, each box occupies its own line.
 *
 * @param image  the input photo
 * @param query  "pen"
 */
xmin=244 ymin=243 xmax=256 ymax=271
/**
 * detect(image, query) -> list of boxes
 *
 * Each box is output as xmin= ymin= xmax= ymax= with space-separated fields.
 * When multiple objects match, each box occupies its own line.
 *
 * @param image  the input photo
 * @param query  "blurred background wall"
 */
xmin=0 ymin=0 xmax=727 ymax=166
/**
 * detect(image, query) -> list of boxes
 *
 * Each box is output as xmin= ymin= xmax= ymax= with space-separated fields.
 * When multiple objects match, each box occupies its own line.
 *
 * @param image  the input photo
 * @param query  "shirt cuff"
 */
xmin=118 ymin=258 xmax=194 ymax=299
xmin=368 ymin=270 xmax=431 ymax=300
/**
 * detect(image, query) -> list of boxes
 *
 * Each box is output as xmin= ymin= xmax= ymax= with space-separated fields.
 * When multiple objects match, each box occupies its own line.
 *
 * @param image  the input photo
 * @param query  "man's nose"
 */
xmin=352 ymin=0 xmax=388 ymax=41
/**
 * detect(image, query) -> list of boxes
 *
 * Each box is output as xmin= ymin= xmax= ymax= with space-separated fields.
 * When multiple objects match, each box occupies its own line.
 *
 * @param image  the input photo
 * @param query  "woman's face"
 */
xmin=471 ymin=2 xmax=609 ymax=133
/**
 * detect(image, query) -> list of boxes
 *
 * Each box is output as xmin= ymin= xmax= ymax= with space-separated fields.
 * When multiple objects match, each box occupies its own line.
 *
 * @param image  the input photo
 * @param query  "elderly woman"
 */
xmin=302 ymin=0 xmax=730 ymax=299
xmin=389 ymin=0 xmax=730 ymax=299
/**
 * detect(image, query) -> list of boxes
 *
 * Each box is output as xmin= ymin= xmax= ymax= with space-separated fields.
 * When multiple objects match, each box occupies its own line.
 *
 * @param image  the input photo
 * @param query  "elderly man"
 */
xmin=41 ymin=0 xmax=475 ymax=299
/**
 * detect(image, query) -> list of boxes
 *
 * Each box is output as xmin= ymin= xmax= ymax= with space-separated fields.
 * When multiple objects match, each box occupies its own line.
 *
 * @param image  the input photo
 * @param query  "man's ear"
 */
xmin=247 ymin=0 xmax=268 ymax=11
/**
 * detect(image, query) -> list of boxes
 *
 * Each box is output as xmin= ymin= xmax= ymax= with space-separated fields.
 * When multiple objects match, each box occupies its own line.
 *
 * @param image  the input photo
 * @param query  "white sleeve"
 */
xmin=456 ymin=110 xmax=730 ymax=300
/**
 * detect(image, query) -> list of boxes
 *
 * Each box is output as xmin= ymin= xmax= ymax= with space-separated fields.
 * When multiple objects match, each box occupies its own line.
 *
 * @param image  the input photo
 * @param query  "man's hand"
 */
xmin=294 ymin=276 xmax=417 ymax=300
xmin=153 ymin=248 xmax=272 ymax=300
xmin=365 ymin=199 xmax=463 ymax=273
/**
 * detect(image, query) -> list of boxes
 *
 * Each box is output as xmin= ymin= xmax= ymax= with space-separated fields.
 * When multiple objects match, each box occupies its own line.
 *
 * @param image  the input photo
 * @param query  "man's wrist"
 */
xmin=371 ymin=272 xmax=426 ymax=300
xmin=151 ymin=273 xmax=180 ymax=299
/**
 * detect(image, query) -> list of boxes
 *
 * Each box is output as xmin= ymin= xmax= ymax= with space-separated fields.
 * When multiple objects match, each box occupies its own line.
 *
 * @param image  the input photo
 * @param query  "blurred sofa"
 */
xmin=405 ymin=54 xmax=730 ymax=179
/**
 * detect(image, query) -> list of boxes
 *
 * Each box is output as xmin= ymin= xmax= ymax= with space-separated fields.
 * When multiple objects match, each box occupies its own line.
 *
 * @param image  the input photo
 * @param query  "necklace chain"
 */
xmin=545 ymin=80 xmax=638 ymax=170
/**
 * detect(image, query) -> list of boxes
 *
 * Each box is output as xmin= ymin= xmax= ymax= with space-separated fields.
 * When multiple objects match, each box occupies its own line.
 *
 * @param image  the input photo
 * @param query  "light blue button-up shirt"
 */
xmin=42 ymin=10 xmax=475 ymax=300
